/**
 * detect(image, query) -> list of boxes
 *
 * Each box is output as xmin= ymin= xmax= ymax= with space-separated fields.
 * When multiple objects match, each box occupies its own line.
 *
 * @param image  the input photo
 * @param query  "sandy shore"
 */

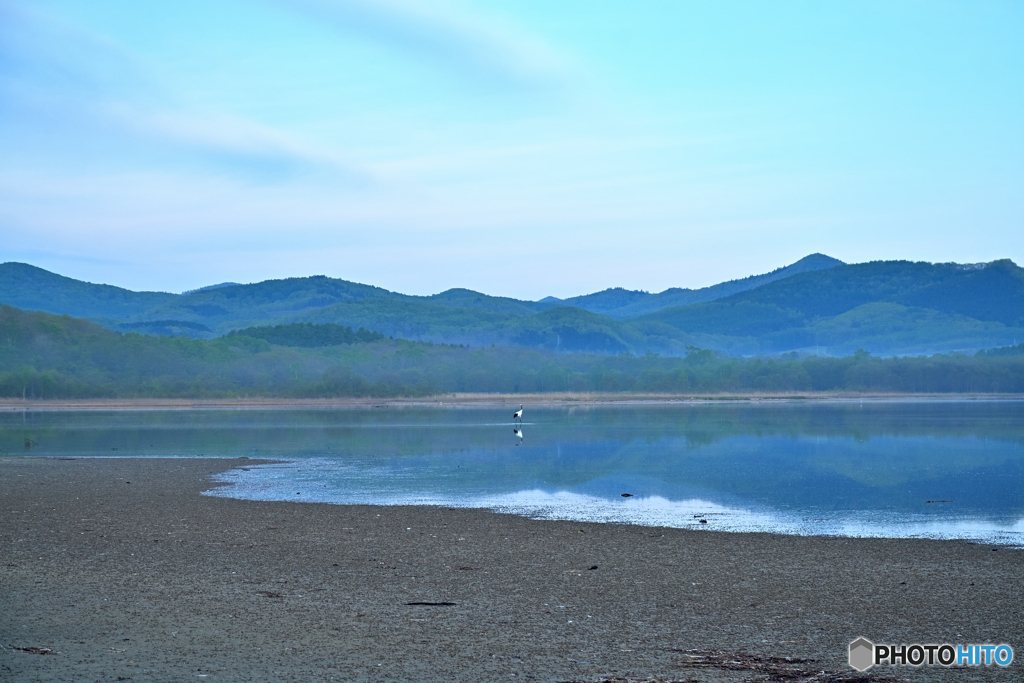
xmin=2 ymin=458 xmax=1020 ymax=682
xmin=2 ymin=393 xmax=1022 ymax=411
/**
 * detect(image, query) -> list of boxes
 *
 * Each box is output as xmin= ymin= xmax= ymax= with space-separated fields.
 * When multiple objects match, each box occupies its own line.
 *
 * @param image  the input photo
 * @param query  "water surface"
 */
xmin=4 ymin=400 xmax=1022 ymax=545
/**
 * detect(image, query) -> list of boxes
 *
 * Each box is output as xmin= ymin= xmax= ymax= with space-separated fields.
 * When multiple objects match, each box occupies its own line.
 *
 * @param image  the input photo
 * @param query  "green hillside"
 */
xmin=556 ymin=253 xmax=845 ymax=318
xmin=125 ymin=275 xmax=407 ymax=328
xmin=0 ymin=255 xmax=840 ymax=337
xmin=0 ymin=262 xmax=176 ymax=319
xmin=287 ymin=297 xmax=521 ymax=342
xmin=426 ymin=288 xmax=549 ymax=315
xmin=3 ymin=305 xmax=1024 ymax=398
xmin=978 ymin=343 xmax=1024 ymax=357
xmin=720 ymin=259 xmax=1024 ymax=324
xmin=2 ymin=257 xmax=1022 ymax=357
xmin=635 ymin=259 xmax=1024 ymax=355
xmin=227 ymin=323 xmax=385 ymax=347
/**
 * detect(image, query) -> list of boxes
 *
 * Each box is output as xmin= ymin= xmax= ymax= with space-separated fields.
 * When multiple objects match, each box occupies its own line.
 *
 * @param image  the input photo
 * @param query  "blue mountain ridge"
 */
xmin=1 ymin=255 xmax=1021 ymax=356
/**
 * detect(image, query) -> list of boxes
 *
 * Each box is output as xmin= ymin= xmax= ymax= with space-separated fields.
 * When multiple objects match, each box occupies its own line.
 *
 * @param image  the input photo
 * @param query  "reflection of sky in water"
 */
xmin=207 ymin=452 xmax=1024 ymax=547
xmin=5 ymin=402 xmax=1023 ymax=545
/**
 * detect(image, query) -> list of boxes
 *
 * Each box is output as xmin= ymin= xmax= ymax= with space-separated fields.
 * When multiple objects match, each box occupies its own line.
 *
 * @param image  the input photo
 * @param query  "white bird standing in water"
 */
xmin=513 ymin=404 xmax=523 ymax=423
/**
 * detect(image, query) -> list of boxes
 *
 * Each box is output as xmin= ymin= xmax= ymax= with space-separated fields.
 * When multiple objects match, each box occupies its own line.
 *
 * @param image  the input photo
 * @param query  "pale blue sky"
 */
xmin=2 ymin=0 xmax=1021 ymax=297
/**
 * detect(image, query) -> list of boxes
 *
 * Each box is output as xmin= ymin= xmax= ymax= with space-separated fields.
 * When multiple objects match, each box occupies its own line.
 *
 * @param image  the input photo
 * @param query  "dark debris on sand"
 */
xmin=10 ymin=646 xmax=56 ymax=655
xmin=559 ymin=649 xmax=906 ymax=683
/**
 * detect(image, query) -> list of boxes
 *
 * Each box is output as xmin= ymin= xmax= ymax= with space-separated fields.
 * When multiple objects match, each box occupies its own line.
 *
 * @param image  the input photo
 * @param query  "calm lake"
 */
xmin=5 ymin=400 xmax=1023 ymax=546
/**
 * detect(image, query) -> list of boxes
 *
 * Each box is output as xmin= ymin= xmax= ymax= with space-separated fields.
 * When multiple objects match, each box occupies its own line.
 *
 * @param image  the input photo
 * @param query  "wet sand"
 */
xmin=1 ymin=457 xmax=1020 ymax=682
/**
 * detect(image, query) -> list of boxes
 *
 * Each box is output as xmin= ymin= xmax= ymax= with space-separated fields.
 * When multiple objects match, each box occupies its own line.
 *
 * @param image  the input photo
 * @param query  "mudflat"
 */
xmin=1 ymin=458 xmax=1020 ymax=682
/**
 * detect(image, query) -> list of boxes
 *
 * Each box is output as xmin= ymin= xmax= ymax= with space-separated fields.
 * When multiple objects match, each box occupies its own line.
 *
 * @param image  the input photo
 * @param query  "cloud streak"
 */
xmin=0 ymin=1 xmax=369 ymax=184
xmin=274 ymin=0 xmax=577 ymax=90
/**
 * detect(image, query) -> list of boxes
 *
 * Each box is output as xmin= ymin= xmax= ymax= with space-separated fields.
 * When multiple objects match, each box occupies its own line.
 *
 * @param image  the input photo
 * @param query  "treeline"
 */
xmin=976 ymin=342 xmax=1024 ymax=357
xmin=2 ymin=306 xmax=1024 ymax=398
xmin=226 ymin=322 xmax=385 ymax=347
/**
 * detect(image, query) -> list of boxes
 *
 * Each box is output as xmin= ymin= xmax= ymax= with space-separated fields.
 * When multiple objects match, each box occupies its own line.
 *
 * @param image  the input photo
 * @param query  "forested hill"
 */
xmin=637 ymin=259 xmax=1024 ymax=356
xmin=0 ymin=262 xmax=176 ymax=318
xmin=0 ymin=256 xmax=841 ymax=327
xmin=681 ymin=259 xmax=1023 ymax=324
xmin=3 ymin=305 xmax=1023 ymax=398
xmin=547 ymin=253 xmax=844 ymax=317
xmin=1 ymin=256 xmax=1022 ymax=357
xmin=227 ymin=323 xmax=385 ymax=347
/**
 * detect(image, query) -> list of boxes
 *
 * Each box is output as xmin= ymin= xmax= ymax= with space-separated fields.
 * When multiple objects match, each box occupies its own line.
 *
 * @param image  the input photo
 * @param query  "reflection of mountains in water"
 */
xmin=373 ymin=434 xmax=1023 ymax=518
xmin=6 ymin=403 xmax=1023 ymax=519
xmin=8 ymin=401 xmax=1024 ymax=458
xmin=554 ymin=436 xmax=1023 ymax=518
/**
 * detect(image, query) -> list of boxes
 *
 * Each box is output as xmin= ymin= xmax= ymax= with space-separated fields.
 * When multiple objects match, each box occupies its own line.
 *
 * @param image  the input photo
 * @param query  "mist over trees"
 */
xmin=2 ymin=255 xmax=1023 ymax=398
xmin=2 ymin=306 xmax=1023 ymax=399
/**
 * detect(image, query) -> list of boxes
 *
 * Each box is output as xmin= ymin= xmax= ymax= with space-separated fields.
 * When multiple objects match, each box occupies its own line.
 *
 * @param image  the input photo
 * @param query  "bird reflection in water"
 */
xmin=513 ymin=427 xmax=523 ymax=445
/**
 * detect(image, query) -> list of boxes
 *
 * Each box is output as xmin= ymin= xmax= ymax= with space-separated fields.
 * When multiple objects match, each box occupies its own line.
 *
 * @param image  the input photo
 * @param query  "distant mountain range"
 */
xmin=2 ymin=254 xmax=1022 ymax=357
xmin=543 ymin=253 xmax=845 ymax=318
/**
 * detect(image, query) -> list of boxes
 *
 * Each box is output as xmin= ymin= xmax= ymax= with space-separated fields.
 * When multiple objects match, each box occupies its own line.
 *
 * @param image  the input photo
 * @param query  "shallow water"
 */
xmin=4 ymin=400 xmax=1023 ymax=545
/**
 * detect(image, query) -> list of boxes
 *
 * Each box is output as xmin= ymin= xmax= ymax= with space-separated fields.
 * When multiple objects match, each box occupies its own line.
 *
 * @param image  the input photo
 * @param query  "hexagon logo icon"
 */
xmin=849 ymin=637 xmax=874 ymax=671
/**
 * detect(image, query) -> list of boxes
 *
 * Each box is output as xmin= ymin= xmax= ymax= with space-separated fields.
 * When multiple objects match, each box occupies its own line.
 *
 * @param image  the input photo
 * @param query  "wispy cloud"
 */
xmin=100 ymin=106 xmax=371 ymax=184
xmin=0 ymin=1 xmax=369 ymax=184
xmin=0 ymin=2 xmax=150 ymax=101
xmin=273 ymin=0 xmax=577 ymax=89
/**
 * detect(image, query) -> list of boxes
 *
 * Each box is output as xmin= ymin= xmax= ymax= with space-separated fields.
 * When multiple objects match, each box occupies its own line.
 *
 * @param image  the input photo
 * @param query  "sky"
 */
xmin=1 ymin=0 xmax=1022 ymax=298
